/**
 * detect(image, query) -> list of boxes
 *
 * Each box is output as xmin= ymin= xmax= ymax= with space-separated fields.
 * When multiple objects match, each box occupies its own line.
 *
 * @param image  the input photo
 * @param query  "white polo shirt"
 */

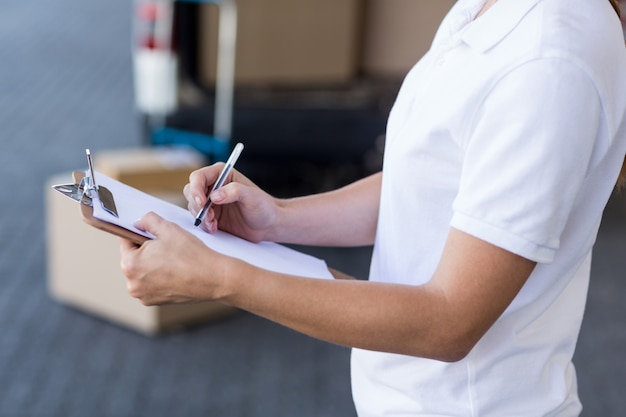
xmin=351 ymin=0 xmax=626 ymax=415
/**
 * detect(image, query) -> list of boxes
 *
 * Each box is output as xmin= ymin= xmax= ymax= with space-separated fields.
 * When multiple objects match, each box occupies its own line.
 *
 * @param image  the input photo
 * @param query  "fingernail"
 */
xmin=133 ymin=219 xmax=145 ymax=231
xmin=194 ymin=195 xmax=202 ymax=206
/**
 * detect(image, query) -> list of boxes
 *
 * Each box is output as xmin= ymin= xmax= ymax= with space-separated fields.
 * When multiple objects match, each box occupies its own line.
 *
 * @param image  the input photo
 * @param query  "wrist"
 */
xmin=263 ymin=197 xmax=290 ymax=243
xmin=215 ymin=256 xmax=253 ymax=306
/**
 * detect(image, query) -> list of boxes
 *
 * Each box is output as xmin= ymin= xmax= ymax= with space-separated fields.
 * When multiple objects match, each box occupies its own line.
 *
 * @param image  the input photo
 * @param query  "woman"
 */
xmin=120 ymin=0 xmax=626 ymax=415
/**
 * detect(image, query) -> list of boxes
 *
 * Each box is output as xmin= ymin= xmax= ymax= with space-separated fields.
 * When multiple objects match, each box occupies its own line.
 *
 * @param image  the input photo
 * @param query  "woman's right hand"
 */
xmin=183 ymin=164 xmax=281 ymax=243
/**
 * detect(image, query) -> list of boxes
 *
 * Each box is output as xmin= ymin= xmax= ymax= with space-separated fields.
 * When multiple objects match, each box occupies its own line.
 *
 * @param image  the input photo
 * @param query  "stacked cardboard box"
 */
xmin=362 ymin=0 xmax=457 ymax=77
xmin=198 ymin=0 xmax=362 ymax=86
xmin=197 ymin=0 xmax=456 ymax=85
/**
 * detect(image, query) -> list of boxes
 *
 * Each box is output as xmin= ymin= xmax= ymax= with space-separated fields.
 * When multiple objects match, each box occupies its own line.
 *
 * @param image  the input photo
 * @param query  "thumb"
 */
xmin=133 ymin=211 xmax=167 ymax=238
xmin=209 ymin=182 xmax=244 ymax=206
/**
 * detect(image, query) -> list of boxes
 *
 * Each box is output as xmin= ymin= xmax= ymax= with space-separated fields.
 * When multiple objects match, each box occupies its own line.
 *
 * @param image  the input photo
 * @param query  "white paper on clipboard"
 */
xmin=90 ymin=171 xmax=334 ymax=280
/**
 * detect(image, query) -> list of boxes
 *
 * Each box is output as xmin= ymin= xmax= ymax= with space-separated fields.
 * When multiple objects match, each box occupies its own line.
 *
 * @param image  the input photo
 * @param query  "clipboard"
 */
xmin=53 ymin=170 xmax=149 ymax=245
xmin=52 ymin=149 xmax=149 ymax=245
xmin=52 ymin=149 xmax=352 ymax=280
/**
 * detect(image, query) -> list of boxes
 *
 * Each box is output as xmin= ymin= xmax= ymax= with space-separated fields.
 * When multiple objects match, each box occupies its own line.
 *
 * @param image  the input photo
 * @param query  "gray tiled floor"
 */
xmin=0 ymin=2 xmax=359 ymax=416
xmin=0 ymin=1 xmax=625 ymax=416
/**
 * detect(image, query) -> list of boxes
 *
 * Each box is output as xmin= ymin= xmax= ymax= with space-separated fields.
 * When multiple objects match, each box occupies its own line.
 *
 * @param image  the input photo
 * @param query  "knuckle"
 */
xmin=229 ymin=182 xmax=240 ymax=192
xmin=126 ymin=279 xmax=141 ymax=299
xmin=120 ymin=258 xmax=134 ymax=278
xmin=189 ymin=169 xmax=203 ymax=183
xmin=140 ymin=298 xmax=154 ymax=307
xmin=225 ymin=182 xmax=241 ymax=200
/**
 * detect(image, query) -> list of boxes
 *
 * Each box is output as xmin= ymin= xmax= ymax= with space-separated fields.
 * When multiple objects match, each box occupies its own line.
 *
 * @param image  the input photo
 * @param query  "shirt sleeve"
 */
xmin=451 ymin=58 xmax=603 ymax=263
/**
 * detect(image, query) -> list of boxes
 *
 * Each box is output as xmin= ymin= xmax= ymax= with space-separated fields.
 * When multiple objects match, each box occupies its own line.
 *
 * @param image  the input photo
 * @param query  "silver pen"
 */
xmin=194 ymin=142 xmax=244 ymax=227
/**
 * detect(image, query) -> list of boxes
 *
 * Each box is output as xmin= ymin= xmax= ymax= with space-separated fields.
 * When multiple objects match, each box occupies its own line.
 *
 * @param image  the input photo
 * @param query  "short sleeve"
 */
xmin=451 ymin=58 xmax=602 ymax=263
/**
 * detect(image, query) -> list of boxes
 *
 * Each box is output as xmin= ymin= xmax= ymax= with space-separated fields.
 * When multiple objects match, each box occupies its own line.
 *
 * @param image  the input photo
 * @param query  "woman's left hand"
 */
xmin=119 ymin=211 xmax=230 ymax=306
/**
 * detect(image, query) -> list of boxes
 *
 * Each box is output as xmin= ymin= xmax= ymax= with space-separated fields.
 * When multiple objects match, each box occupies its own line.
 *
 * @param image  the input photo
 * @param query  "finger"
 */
xmin=186 ymin=193 xmax=201 ymax=217
xmin=183 ymin=183 xmax=197 ymax=209
xmin=198 ymin=210 xmax=217 ymax=234
xmin=188 ymin=164 xmax=225 ymax=206
xmin=119 ymin=236 xmax=139 ymax=253
xmin=133 ymin=211 xmax=168 ymax=238
xmin=207 ymin=217 xmax=218 ymax=234
xmin=209 ymin=182 xmax=242 ymax=206
xmin=187 ymin=170 xmax=208 ymax=208
xmin=119 ymin=238 xmax=140 ymax=279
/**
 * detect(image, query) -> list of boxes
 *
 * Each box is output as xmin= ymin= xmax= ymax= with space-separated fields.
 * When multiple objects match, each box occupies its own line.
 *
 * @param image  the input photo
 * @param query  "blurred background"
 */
xmin=1 ymin=0 xmax=625 ymax=416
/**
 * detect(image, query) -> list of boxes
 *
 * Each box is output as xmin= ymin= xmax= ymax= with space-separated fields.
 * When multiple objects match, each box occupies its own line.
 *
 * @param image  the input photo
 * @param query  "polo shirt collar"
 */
xmin=459 ymin=0 xmax=543 ymax=52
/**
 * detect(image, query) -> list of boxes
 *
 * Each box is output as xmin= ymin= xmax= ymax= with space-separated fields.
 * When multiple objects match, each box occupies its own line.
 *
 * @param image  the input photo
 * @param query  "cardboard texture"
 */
xmin=198 ymin=0 xmax=362 ymax=86
xmin=93 ymin=146 xmax=206 ymax=194
xmin=362 ymin=0 xmax=456 ymax=77
xmin=46 ymin=148 xmax=237 ymax=334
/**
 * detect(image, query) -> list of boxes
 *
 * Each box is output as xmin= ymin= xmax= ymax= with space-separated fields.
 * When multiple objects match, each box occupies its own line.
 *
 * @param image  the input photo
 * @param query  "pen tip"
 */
xmin=194 ymin=218 xmax=201 ymax=227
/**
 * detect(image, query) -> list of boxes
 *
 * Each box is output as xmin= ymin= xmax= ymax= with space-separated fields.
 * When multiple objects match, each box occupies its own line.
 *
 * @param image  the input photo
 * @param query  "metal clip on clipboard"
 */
xmin=53 ymin=149 xmax=119 ymax=218
xmin=52 ymin=149 xmax=149 ymax=245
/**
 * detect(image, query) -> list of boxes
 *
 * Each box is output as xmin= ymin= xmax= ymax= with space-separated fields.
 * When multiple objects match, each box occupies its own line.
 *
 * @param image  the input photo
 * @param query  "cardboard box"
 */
xmin=46 ymin=148 xmax=238 ymax=334
xmin=198 ymin=0 xmax=362 ymax=86
xmin=93 ymin=146 xmax=206 ymax=194
xmin=362 ymin=0 xmax=456 ymax=77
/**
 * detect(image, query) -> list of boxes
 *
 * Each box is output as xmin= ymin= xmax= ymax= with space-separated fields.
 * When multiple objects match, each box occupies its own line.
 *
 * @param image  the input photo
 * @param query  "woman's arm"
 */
xmin=270 ymin=172 xmax=381 ymax=246
xmin=120 ymin=217 xmax=535 ymax=362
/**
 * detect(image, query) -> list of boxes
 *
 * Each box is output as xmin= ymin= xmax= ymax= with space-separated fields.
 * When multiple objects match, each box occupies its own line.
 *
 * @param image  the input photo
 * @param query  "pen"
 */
xmin=194 ymin=142 xmax=244 ymax=227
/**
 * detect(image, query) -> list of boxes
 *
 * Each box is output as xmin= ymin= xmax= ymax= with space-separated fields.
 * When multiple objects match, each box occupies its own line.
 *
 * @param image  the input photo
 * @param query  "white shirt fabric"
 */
xmin=351 ymin=0 xmax=626 ymax=415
